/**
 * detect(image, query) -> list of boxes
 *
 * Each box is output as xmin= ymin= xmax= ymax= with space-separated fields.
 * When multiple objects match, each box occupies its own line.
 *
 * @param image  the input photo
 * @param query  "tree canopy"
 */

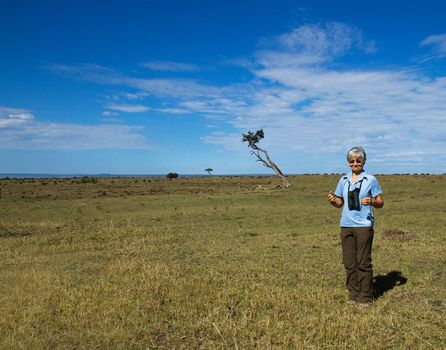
xmin=166 ymin=172 xmax=179 ymax=181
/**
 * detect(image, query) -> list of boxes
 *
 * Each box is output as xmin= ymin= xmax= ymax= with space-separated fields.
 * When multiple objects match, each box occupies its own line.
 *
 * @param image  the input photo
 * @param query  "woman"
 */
xmin=327 ymin=146 xmax=384 ymax=307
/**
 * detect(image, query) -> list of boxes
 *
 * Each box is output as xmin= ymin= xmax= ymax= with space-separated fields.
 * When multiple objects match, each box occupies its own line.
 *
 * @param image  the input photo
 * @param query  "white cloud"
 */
xmin=0 ymin=106 xmax=34 ymax=128
xmin=274 ymin=22 xmax=376 ymax=65
xmin=106 ymin=104 xmax=150 ymax=113
xmin=185 ymin=24 xmax=446 ymax=168
xmin=213 ymin=64 xmax=446 ymax=161
xmin=0 ymin=105 xmax=153 ymax=150
xmin=279 ymin=23 xmax=363 ymax=56
xmin=202 ymin=132 xmax=244 ymax=151
xmin=141 ymin=61 xmax=200 ymax=72
xmin=157 ymin=108 xmax=192 ymax=114
xmin=420 ymin=33 xmax=446 ymax=57
xmin=125 ymin=93 xmax=141 ymax=100
xmin=50 ymin=63 xmax=224 ymax=99
xmin=48 ymin=23 xmax=446 ymax=171
xmin=130 ymin=78 xmax=225 ymax=98
xmin=49 ymin=63 xmax=125 ymax=85
xmin=102 ymin=111 xmax=119 ymax=116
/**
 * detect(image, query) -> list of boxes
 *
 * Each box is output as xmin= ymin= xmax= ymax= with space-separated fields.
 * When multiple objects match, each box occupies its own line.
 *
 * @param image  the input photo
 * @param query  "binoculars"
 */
xmin=347 ymin=188 xmax=361 ymax=211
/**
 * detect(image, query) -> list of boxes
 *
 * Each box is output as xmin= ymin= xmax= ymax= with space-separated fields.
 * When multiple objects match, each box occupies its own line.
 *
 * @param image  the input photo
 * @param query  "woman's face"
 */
xmin=349 ymin=157 xmax=365 ymax=174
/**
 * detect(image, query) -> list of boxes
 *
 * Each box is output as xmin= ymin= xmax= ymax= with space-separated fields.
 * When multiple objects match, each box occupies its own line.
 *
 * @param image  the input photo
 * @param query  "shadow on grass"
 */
xmin=373 ymin=271 xmax=407 ymax=299
xmin=0 ymin=229 xmax=33 ymax=238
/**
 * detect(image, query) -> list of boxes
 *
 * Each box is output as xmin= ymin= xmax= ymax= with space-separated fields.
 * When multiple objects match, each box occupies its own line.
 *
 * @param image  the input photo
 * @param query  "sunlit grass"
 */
xmin=0 ymin=175 xmax=445 ymax=349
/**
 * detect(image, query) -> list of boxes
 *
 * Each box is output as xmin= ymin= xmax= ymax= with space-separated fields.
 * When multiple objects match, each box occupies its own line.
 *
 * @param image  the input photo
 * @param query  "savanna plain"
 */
xmin=0 ymin=175 xmax=445 ymax=349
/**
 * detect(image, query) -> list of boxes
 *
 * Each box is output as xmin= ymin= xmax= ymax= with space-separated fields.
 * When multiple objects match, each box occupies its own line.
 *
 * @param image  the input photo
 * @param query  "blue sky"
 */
xmin=1 ymin=0 xmax=446 ymax=175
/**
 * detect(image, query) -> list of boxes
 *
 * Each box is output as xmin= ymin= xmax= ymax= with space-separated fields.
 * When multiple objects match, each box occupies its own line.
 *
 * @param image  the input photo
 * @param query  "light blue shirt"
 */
xmin=335 ymin=170 xmax=383 ymax=227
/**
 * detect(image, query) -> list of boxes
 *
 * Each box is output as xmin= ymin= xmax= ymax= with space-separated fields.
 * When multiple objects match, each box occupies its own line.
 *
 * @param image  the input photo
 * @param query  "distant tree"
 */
xmin=166 ymin=172 xmax=179 ymax=181
xmin=205 ymin=168 xmax=213 ymax=176
xmin=242 ymin=129 xmax=291 ymax=188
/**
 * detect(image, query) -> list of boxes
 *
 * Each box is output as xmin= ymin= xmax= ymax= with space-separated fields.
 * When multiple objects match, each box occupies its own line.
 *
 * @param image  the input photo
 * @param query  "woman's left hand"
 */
xmin=361 ymin=197 xmax=373 ymax=206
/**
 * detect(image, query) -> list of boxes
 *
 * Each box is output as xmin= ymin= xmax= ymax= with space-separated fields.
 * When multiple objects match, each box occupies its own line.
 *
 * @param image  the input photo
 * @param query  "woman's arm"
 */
xmin=372 ymin=194 xmax=384 ymax=208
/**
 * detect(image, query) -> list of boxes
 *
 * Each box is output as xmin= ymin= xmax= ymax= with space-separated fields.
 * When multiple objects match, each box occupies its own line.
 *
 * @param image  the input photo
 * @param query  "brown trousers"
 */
xmin=340 ymin=227 xmax=374 ymax=303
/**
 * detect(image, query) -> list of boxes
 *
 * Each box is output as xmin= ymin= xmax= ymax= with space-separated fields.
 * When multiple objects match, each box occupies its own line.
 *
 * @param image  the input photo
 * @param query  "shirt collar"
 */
xmin=347 ymin=170 xmax=367 ymax=182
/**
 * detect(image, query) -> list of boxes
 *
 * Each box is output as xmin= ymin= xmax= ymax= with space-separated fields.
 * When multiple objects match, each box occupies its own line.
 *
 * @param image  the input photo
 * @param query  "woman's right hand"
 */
xmin=327 ymin=191 xmax=337 ymax=203
xmin=328 ymin=191 xmax=342 ymax=207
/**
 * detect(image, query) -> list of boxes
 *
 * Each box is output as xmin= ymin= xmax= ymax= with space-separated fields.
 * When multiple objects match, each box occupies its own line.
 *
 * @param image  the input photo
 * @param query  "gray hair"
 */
xmin=347 ymin=146 xmax=367 ymax=162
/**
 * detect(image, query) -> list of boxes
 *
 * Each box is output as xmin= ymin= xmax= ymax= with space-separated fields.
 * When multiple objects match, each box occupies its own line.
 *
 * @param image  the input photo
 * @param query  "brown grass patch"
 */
xmin=381 ymin=229 xmax=416 ymax=241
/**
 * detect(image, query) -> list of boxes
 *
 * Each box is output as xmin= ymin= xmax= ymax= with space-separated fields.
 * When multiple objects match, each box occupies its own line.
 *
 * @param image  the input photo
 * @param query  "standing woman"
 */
xmin=327 ymin=146 xmax=384 ymax=307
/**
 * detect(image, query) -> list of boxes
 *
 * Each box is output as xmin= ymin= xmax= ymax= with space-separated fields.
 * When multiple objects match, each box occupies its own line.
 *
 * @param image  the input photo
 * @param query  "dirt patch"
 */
xmin=252 ymin=184 xmax=282 ymax=191
xmin=241 ymin=232 xmax=258 ymax=237
xmin=381 ymin=229 xmax=416 ymax=241
xmin=426 ymin=299 xmax=444 ymax=308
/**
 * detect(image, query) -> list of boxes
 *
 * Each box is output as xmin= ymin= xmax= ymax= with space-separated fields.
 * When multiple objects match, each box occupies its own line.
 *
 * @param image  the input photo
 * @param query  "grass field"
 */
xmin=0 ymin=175 xmax=445 ymax=349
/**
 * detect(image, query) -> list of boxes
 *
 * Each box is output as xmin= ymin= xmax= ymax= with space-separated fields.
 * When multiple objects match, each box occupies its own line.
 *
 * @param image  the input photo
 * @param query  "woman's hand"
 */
xmin=328 ymin=191 xmax=343 ymax=208
xmin=361 ymin=195 xmax=384 ymax=208
xmin=361 ymin=197 xmax=373 ymax=206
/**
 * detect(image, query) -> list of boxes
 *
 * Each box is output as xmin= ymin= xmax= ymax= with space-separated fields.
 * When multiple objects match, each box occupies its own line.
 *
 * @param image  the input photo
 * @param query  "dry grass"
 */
xmin=0 ymin=175 xmax=445 ymax=349
xmin=381 ymin=229 xmax=416 ymax=241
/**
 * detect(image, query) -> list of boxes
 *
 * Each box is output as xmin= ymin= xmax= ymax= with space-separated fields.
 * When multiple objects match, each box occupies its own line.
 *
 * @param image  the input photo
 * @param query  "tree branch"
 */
xmin=242 ymin=128 xmax=291 ymax=188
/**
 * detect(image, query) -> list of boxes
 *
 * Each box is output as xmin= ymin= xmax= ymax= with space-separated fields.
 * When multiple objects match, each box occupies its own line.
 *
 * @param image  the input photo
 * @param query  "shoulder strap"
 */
xmin=346 ymin=177 xmax=365 ymax=191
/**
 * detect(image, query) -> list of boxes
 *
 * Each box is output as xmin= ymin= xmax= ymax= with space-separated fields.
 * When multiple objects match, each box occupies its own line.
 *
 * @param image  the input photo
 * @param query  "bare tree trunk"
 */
xmin=256 ymin=147 xmax=292 ymax=188
xmin=270 ymin=161 xmax=292 ymax=188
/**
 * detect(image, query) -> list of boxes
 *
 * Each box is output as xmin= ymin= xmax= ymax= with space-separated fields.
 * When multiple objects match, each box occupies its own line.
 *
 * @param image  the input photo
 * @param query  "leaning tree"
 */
xmin=242 ymin=129 xmax=292 ymax=188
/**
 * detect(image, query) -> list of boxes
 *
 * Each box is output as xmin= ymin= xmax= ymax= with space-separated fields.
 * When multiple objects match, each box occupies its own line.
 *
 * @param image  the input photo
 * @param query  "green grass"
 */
xmin=0 ymin=175 xmax=445 ymax=349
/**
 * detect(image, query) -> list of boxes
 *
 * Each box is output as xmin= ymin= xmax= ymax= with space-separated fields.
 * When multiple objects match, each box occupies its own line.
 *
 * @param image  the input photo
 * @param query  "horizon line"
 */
xmin=1 ymin=172 xmax=444 ymax=179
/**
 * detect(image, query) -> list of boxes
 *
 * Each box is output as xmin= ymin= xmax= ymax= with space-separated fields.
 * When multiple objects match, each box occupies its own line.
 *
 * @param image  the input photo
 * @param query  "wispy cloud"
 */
xmin=102 ymin=111 xmax=119 ymax=116
xmin=276 ymin=22 xmax=376 ymax=60
xmin=49 ymin=63 xmax=224 ymax=99
xmin=48 ymin=23 xmax=446 ymax=170
xmin=0 ymin=106 xmax=153 ymax=150
xmin=130 ymin=78 xmax=226 ymax=98
xmin=141 ymin=61 xmax=200 ymax=72
xmin=106 ymin=104 xmax=150 ymax=113
xmin=420 ymin=33 xmax=446 ymax=58
xmin=194 ymin=24 xmax=446 ymax=166
xmin=0 ymin=106 xmax=34 ymax=127
xmin=49 ymin=63 xmax=126 ymax=85
xmin=202 ymin=132 xmax=244 ymax=151
xmin=157 ymin=108 xmax=192 ymax=114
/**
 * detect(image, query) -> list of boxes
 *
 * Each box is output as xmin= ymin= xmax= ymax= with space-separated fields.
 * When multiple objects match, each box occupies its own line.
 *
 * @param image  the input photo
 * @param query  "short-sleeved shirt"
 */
xmin=335 ymin=170 xmax=383 ymax=227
